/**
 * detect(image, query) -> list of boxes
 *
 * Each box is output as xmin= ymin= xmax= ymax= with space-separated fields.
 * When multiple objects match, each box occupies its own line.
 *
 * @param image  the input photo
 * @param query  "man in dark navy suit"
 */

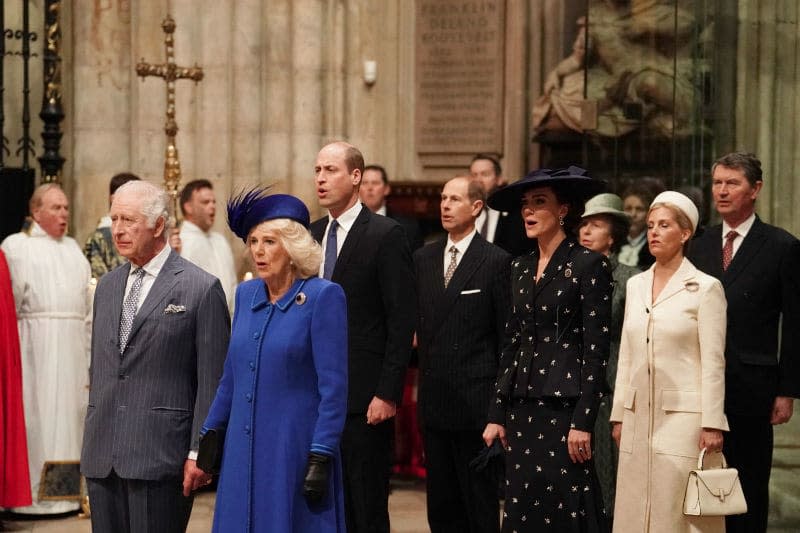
xmin=689 ymin=151 xmax=800 ymax=533
xmin=415 ymin=176 xmax=510 ymax=533
xmin=311 ymin=142 xmax=416 ymax=533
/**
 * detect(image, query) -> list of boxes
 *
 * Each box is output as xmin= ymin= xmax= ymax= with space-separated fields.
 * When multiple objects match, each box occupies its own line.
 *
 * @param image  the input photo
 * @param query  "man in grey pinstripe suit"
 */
xmin=80 ymin=180 xmax=230 ymax=533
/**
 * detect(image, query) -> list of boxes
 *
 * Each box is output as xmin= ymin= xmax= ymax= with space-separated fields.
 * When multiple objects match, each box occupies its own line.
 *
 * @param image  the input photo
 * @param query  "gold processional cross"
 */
xmin=135 ymin=15 xmax=203 ymax=222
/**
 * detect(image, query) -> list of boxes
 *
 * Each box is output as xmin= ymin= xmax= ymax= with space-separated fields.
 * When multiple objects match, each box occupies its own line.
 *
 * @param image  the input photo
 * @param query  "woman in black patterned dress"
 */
xmin=483 ymin=167 xmax=612 ymax=532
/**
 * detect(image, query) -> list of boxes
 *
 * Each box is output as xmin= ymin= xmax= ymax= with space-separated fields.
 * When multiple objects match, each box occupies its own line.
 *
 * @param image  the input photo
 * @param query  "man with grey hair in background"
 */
xmin=81 ymin=180 xmax=230 ymax=532
xmin=1 ymin=184 xmax=92 ymax=515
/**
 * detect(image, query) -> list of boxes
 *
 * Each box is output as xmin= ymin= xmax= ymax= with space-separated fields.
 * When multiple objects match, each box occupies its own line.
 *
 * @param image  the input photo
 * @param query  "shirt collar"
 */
xmin=446 ymin=228 xmax=477 ymax=256
xmin=722 ymin=212 xmax=756 ymax=239
xmin=29 ymin=222 xmax=51 ymax=238
xmin=628 ymin=232 xmax=647 ymax=246
xmin=328 ymin=202 xmax=363 ymax=232
xmin=250 ymin=278 xmax=307 ymax=312
xmin=376 ymin=204 xmax=387 ymax=216
xmin=131 ymin=242 xmax=171 ymax=278
xmin=181 ymin=219 xmax=207 ymax=236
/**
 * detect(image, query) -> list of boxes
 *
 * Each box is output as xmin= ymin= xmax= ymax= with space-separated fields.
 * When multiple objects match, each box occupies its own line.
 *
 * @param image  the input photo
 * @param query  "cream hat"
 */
xmin=650 ymin=191 xmax=699 ymax=234
xmin=581 ymin=193 xmax=629 ymax=221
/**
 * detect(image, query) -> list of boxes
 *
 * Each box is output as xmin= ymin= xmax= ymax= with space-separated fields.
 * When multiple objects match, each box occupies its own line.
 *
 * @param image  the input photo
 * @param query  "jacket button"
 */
xmin=452 ymin=343 xmax=459 ymax=350
xmin=253 ymin=332 xmax=260 ymax=340
xmin=244 ymin=426 xmax=250 ymax=435
xmin=245 ymin=393 xmax=252 ymax=402
xmin=249 ymin=361 xmax=255 ymax=371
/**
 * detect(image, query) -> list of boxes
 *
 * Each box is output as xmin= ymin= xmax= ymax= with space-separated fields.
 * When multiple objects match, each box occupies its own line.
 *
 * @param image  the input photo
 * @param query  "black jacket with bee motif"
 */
xmin=488 ymin=236 xmax=613 ymax=431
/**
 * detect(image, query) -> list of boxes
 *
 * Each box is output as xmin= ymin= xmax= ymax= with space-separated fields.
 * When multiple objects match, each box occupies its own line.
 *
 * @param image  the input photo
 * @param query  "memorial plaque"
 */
xmin=416 ymin=0 xmax=505 ymax=155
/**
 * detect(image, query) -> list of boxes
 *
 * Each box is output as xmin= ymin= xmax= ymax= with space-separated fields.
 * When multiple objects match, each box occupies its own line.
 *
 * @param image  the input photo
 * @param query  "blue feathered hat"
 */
xmin=227 ymin=187 xmax=311 ymax=241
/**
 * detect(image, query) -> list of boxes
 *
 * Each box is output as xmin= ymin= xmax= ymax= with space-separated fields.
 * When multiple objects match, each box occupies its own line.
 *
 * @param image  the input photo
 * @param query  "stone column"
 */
xmin=70 ymin=0 xmax=135 ymax=244
xmin=735 ymin=6 xmax=800 ymax=529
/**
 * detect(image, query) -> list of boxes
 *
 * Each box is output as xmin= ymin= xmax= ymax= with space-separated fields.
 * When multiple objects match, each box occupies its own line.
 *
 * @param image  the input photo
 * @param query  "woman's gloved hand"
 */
xmin=302 ymin=452 xmax=331 ymax=504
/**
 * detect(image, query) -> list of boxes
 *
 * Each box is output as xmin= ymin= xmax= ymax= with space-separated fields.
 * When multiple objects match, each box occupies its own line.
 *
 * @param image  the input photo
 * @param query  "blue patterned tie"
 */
xmin=119 ymin=268 xmax=145 ymax=353
xmin=323 ymin=219 xmax=339 ymax=280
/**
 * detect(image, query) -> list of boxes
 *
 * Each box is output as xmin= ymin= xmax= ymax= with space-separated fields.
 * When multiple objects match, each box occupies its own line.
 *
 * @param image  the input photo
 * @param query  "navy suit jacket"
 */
xmin=414 ymin=235 xmax=511 ymax=430
xmin=81 ymin=250 xmax=230 ymax=480
xmin=689 ymin=217 xmax=800 ymax=416
xmin=311 ymin=205 xmax=416 ymax=413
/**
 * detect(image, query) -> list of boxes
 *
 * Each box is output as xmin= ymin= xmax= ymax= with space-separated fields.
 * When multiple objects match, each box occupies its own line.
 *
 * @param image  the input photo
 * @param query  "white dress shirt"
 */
xmin=443 ymin=228 xmax=477 ymax=273
xmin=319 ymin=202 xmax=364 ymax=277
xmin=124 ymin=242 xmax=171 ymax=313
xmin=475 ymin=208 xmax=500 ymax=243
xmin=618 ymin=232 xmax=647 ymax=267
xmin=722 ymin=212 xmax=756 ymax=259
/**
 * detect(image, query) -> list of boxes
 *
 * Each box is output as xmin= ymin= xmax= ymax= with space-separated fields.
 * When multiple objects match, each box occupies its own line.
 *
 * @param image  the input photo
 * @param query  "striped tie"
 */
xmin=119 ymin=268 xmax=145 ymax=353
xmin=444 ymin=246 xmax=458 ymax=287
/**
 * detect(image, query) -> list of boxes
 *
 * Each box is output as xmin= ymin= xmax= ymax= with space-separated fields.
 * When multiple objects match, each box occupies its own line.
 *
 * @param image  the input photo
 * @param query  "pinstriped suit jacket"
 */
xmin=414 ymin=235 xmax=511 ymax=430
xmin=80 ymin=250 xmax=230 ymax=481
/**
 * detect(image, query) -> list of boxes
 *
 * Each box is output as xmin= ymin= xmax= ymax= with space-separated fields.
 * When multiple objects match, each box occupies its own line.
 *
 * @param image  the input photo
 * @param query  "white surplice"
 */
xmin=1 ymin=223 xmax=91 ymax=514
xmin=179 ymin=220 xmax=238 ymax=311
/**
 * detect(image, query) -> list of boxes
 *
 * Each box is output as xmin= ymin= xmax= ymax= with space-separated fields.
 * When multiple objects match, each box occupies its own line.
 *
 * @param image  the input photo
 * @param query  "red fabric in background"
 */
xmin=0 ymin=249 xmax=31 ymax=507
xmin=393 ymin=368 xmax=426 ymax=478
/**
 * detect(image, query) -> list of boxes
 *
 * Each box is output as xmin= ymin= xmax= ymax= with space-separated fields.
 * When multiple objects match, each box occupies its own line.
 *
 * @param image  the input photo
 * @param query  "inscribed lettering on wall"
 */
xmin=415 ymin=0 xmax=505 ymax=155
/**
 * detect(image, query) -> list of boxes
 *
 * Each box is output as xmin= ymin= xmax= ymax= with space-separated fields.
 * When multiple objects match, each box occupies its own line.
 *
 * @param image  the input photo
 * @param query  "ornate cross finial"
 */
xmin=135 ymin=14 xmax=203 ymax=222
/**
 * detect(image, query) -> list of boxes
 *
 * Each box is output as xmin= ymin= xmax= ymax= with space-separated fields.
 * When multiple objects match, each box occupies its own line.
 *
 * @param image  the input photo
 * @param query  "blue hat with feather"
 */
xmin=227 ymin=187 xmax=311 ymax=241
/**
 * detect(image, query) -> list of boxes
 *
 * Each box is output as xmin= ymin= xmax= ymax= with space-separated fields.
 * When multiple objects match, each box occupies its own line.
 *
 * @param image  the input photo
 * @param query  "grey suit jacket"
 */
xmin=81 ymin=250 xmax=230 ymax=481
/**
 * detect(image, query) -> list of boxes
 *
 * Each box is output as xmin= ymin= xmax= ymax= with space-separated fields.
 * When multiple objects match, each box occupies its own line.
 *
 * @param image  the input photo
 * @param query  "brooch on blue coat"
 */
xmin=295 ymin=292 xmax=307 ymax=305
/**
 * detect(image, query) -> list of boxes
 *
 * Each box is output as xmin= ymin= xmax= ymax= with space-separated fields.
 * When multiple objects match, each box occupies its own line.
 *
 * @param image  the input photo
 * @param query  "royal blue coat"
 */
xmin=203 ymin=277 xmax=348 ymax=532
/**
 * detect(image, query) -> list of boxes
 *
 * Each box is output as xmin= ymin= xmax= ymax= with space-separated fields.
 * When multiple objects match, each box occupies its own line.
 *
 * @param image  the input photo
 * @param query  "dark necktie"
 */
xmin=722 ymin=230 xmax=738 ymax=271
xmin=119 ymin=268 xmax=145 ymax=353
xmin=323 ymin=219 xmax=339 ymax=280
xmin=444 ymin=246 xmax=458 ymax=287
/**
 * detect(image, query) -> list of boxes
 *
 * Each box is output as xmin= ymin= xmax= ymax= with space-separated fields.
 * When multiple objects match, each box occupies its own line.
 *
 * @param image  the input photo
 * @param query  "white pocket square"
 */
xmin=163 ymin=304 xmax=186 ymax=314
xmin=460 ymin=289 xmax=481 ymax=295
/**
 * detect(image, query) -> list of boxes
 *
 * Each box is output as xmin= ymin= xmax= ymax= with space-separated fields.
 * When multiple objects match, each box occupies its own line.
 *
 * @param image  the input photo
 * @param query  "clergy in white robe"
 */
xmin=1 ymin=184 xmax=91 ymax=515
xmin=179 ymin=180 xmax=238 ymax=310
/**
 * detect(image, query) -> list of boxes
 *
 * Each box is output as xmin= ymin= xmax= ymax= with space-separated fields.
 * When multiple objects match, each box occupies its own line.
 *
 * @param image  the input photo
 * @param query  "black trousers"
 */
xmin=423 ymin=426 xmax=500 ymax=533
xmin=724 ymin=413 xmax=773 ymax=533
xmin=86 ymin=470 xmax=193 ymax=533
xmin=341 ymin=414 xmax=393 ymax=533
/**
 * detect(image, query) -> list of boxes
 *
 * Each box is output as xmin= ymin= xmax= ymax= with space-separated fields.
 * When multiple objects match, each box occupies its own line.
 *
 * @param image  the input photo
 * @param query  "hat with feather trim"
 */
xmin=227 ymin=187 xmax=311 ymax=241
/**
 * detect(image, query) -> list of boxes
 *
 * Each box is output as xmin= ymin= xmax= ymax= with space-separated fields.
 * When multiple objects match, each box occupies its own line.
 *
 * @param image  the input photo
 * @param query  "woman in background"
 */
xmin=611 ymin=191 xmax=728 ymax=532
xmin=577 ymin=193 xmax=639 ymax=520
xmin=202 ymin=189 xmax=348 ymax=532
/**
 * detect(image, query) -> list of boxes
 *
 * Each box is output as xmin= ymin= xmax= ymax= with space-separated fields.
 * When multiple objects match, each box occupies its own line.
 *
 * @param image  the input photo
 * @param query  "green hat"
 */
xmin=581 ymin=193 xmax=629 ymax=222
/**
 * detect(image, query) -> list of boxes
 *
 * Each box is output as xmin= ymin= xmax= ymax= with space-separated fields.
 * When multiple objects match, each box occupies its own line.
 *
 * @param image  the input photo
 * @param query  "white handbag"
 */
xmin=683 ymin=448 xmax=747 ymax=516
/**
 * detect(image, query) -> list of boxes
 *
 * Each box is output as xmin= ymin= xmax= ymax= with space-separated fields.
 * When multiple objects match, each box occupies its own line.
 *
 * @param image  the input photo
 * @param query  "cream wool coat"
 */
xmin=610 ymin=258 xmax=729 ymax=533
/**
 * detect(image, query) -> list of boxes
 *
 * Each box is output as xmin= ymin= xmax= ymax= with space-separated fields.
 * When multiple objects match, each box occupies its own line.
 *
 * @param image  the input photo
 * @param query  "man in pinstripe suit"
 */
xmin=415 ymin=177 xmax=511 ymax=533
xmin=80 ymin=180 xmax=230 ymax=533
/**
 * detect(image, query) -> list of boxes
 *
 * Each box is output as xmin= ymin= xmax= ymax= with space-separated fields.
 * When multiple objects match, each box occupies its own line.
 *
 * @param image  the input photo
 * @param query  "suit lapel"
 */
xmin=652 ymin=258 xmax=697 ymax=307
xmin=110 ymin=263 xmax=132 ymax=344
xmin=533 ymin=237 xmax=577 ymax=299
xmin=126 ymin=251 xmax=183 ymax=346
xmin=723 ymin=217 xmax=766 ymax=286
xmin=310 ymin=218 xmax=326 ymax=243
xmin=699 ymin=225 xmax=724 ymax=278
xmin=429 ymin=236 xmax=486 ymax=335
xmin=332 ymin=206 xmax=370 ymax=281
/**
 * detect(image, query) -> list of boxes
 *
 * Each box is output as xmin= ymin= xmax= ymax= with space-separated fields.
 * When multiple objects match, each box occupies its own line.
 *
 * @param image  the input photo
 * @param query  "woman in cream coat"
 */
xmin=610 ymin=191 xmax=729 ymax=533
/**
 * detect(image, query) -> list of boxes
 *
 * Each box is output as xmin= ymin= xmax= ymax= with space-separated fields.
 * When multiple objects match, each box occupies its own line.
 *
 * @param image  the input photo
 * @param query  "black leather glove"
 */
xmin=302 ymin=452 xmax=331 ymax=504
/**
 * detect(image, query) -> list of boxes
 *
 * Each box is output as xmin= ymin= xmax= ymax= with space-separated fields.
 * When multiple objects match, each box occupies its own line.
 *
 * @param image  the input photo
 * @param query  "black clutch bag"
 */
xmin=197 ymin=429 xmax=225 ymax=475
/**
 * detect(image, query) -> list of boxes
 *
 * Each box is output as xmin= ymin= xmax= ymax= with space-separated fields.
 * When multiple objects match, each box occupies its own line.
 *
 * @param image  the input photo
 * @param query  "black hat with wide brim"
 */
xmin=487 ymin=166 xmax=607 ymax=212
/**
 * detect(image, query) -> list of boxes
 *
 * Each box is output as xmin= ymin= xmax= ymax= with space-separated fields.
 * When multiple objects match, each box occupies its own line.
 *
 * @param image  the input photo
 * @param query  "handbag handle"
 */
xmin=697 ymin=447 xmax=728 ymax=470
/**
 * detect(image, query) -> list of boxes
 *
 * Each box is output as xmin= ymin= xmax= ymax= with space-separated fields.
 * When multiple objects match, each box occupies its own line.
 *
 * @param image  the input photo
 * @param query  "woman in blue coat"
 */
xmin=202 ymin=189 xmax=348 ymax=532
